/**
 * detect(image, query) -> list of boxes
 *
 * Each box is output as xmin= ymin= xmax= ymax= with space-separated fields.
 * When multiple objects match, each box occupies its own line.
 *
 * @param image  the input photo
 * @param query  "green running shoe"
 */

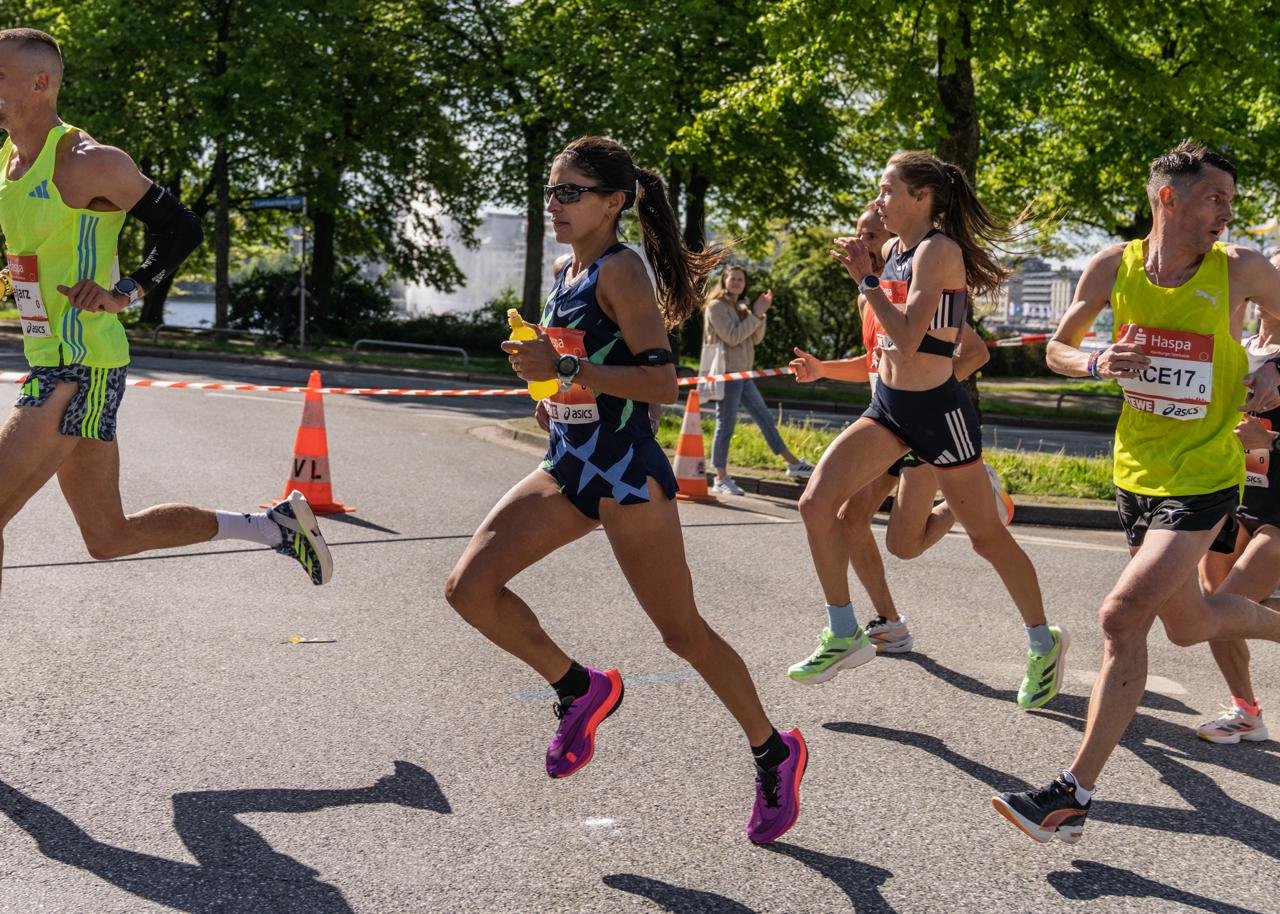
xmin=1018 ymin=625 xmax=1069 ymax=709
xmin=788 ymin=627 xmax=876 ymax=684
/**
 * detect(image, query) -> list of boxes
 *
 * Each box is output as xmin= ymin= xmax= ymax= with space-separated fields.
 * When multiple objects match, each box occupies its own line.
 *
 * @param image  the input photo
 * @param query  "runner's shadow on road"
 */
xmin=1047 ymin=859 xmax=1266 ymax=914
xmin=887 ymin=651 xmax=1199 ymax=716
xmin=312 ymin=512 xmax=400 ymax=535
xmin=605 ymin=844 xmax=895 ymax=914
xmin=604 ymin=874 xmax=758 ymax=913
xmin=766 ymin=842 xmax=896 ymax=913
xmin=824 ymin=720 xmax=1280 ymax=861
xmin=0 ymin=760 xmax=449 ymax=913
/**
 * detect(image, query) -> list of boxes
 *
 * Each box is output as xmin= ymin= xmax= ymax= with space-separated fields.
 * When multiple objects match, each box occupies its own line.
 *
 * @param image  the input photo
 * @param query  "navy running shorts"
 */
xmin=542 ymin=430 xmax=678 ymax=521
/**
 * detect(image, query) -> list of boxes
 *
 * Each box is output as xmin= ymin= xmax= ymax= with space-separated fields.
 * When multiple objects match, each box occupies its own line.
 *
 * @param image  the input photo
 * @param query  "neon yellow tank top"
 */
xmin=0 ymin=124 xmax=129 ymax=368
xmin=1111 ymin=239 xmax=1246 ymax=496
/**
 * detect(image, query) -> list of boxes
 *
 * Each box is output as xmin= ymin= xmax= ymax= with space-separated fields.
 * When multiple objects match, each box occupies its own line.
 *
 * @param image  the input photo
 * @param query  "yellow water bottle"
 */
xmin=507 ymin=309 xmax=560 ymax=401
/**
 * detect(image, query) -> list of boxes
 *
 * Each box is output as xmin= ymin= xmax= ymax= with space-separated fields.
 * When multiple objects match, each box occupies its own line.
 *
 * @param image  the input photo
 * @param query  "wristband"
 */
xmin=1087 ymin=348 xmax=1105 ymax=380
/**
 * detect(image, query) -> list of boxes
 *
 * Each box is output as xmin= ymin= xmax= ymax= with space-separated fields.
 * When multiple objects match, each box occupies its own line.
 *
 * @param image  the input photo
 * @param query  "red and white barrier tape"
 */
xmin=0 ymin=368 xmax=794 ymax=397
xmin=987 ymin=332 xmax=1096 ymax=348
xmin=0 ymin=335 xmax=1086 ymax=399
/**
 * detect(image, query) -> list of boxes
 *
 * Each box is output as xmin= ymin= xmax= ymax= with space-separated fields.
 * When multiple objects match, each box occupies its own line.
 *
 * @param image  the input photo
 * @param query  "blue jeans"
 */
xmin=711 ymin=379 xmax=789 ymax=471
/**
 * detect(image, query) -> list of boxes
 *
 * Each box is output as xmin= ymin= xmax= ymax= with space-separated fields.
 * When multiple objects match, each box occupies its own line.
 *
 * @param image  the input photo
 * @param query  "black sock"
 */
xmin=551 ymin=661 xmax=591 ymax=702
xmin=751 ymin=729 xmax=789 ymax=769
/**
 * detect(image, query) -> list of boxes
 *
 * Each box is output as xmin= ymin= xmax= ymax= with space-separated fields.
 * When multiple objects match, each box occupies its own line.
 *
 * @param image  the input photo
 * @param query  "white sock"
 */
xmin=1061 ymin=769 xmax=1094 ymax=804
xmin=213 ymin=510 xmax=283 ymax=547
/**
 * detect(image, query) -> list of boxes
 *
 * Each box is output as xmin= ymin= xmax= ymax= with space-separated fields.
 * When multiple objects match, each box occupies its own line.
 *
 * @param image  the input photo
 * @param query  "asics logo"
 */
xmin=28 ymin=179 xmax=51 ymax=199
xmin=1195 ymin=289 xmax=1218 ymax=305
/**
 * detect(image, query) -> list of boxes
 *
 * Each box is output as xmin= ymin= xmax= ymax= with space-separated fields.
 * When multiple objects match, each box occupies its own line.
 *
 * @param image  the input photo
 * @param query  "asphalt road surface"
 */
xmin=0 ymin=354 xmax=1274 ymax=914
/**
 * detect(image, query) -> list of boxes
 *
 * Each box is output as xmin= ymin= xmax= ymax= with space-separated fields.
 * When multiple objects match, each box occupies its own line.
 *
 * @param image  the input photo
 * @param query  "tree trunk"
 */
xmin=682 ymin=167 xmax=708 ymax=253
xmin=666 ymin=164 xmax=682 ymax=226
xmin=213 ymin=145 xmax=230 ymax=328
xmin=211 ymin=0 xmax=232 ymax=327
xmin=935 ymin=2 xmax=979 ymax=178
xmin=936 ymin=2 xmax=980 ymax=410
xmin=677 ymin=167 xmax=710 ymax=361
xmin=520 ymin=121 xmax=550 ymax=320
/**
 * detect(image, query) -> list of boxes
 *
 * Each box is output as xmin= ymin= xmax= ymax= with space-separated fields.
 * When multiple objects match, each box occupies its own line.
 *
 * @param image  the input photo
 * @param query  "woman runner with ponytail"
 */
xmin=445 ymin=136 xmax=806 ymax=845
xmin=791 ymin=152 xmax=1067 ymax=709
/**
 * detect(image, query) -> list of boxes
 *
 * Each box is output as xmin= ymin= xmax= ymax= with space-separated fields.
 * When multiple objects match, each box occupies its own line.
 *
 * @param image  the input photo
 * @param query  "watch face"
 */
xmin=557 ymin=355 xmax=578 ymax=375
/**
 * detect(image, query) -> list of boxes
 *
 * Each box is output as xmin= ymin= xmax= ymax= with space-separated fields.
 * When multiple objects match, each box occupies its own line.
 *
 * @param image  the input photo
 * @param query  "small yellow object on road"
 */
xmin=284 ymin=635 xmax=337 ymax=644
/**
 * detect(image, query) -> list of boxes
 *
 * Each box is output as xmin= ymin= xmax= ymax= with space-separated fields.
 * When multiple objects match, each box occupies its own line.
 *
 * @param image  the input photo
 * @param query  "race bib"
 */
xmin=872 ymin=331 xmax=896 ymax=371
xmin=6 ymin=254 xmax=51 ymax=339
xmin=543 ymin=327 xmax=598 ymax=425
xmin=1116 ymin=324 xmax=1214 ymax=421
xmin=1245 ymin=417 xmax=1272 ymax=488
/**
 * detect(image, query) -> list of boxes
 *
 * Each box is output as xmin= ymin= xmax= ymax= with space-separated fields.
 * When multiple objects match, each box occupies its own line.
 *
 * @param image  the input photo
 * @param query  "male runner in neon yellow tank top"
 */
xmin=0 ymin=28 xmax=332 ymax=592
xmin=992 ymin=141 xmax=1280 ymax=845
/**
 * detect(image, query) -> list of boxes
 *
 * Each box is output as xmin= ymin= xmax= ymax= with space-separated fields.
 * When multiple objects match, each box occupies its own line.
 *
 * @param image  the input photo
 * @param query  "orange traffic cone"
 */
xmin=673 ymin=389 xmax=717 ymax=503
xmin=261 ymin=370 xmax=355 ymax=514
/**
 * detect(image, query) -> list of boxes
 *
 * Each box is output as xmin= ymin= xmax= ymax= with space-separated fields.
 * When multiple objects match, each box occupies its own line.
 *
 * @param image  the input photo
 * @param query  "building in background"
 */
xmin=986 ymin=258 xmax=1080 ymax=331
xmin=394 ymin=212 xmax=567 ymax=315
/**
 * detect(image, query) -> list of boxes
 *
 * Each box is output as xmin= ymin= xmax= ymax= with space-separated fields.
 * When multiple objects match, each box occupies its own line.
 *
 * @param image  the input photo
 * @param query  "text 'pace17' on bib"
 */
xmin=6 ymin=254 xmax=51 ymax=339
xmin=1116 ymin=324 xmax=1214 ymax=421
xmin=543 ymin=327 xmax=599 ymax=425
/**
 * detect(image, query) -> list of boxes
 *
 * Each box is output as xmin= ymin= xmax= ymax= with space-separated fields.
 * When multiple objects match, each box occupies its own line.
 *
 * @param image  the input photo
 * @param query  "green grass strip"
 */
xmin=655 ymin=413 xmax=1114 ymax=501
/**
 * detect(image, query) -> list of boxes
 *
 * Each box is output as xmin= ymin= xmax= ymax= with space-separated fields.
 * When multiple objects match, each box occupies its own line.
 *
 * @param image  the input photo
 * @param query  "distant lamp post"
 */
xmin=249 ymin=195 xmax=308 ymax=346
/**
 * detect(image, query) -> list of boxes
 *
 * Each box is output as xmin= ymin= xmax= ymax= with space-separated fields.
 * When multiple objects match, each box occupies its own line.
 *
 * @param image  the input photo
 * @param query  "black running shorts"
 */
xmin=1115 ymin=485 xmax=1240 ymax=554
xmin=861 ymin=376 xmax=981 ymax=468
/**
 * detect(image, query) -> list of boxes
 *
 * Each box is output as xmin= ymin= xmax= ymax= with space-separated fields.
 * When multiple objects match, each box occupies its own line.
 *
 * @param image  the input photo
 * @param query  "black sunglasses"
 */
xmin=543 ymin=182 xmax=629 ymax=204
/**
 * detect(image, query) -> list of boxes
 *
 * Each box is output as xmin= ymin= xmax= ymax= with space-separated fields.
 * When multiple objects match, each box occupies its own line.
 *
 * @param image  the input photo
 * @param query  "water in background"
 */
xmin=163 ymin=297 xmax=216 ymax=328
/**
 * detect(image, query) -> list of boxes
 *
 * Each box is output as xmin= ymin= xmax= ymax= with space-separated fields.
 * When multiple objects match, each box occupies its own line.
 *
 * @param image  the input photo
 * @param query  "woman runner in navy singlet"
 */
xmin=445 ymin=136 xmax=807 ymax=845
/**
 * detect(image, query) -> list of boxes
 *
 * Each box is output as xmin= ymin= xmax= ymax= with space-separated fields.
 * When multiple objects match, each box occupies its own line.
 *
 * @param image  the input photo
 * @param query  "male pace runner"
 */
xmin=0 ymin=29 xmax=330 ymax=590
xmin=993 ymin=141 xmax=1280 ymax=844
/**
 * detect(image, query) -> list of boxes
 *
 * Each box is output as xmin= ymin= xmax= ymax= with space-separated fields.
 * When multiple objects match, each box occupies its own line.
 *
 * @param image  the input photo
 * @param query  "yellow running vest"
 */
xmin=1111 ymin=239 xmax=1246 ymax=496
xmin=0 ymin=123 xmax=129 ymax=368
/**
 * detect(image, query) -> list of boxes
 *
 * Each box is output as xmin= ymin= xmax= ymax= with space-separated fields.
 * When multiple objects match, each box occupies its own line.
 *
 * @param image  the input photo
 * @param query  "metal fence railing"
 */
xmin=351 ymin=339 xmax=470 ymax=366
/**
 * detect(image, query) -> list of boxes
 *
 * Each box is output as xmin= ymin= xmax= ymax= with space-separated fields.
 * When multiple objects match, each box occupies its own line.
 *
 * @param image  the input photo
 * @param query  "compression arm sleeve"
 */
xmin=126 ymin=183 xmax=204 ymax=290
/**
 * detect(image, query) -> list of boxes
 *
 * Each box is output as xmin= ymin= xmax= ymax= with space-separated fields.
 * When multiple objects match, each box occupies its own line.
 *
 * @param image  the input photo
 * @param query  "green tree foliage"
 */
xmin=699 ymin=0 xmax=1280 ymax=247
xmin=5 ymin=0 xmax=475 ymax=335
xmin=754 ymin=226 xmax=862 ymax=368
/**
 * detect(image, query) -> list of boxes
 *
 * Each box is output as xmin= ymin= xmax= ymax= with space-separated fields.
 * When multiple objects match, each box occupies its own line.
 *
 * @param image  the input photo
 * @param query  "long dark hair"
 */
xmin=888 ymin=151 xmax=1015 ymax=295
xmin=557 ymin=136 xmax=727 ymax=327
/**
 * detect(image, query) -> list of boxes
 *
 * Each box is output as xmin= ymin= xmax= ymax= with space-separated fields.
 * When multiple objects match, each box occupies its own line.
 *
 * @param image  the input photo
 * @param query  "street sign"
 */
xmin=250 ymin=196 xmax=305 ymax=211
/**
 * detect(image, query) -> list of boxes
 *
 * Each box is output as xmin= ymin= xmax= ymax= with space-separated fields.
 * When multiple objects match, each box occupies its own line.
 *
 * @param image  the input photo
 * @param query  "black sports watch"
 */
xmin=1270 ymin=432 xmax=1280 ymax=454
xmin=112 ymin=277 xmax=143 ymax=304
xmin=556 ymin=353 xmax=581 ymax=388
xmin=858 ymin=274 xmax=880 ymax=293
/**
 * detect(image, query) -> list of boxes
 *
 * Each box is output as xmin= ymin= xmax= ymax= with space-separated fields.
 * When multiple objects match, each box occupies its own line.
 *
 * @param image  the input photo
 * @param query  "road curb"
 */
xmin=495 ymin=423 xmax=1121 ymax=530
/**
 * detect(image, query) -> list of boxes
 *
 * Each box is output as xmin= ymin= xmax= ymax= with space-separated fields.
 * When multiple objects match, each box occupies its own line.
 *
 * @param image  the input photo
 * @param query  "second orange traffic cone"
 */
xmin=262 ymin=370 xmax=355 ymax=514
xmin=673 ymin=388 xmax=717 ymax=502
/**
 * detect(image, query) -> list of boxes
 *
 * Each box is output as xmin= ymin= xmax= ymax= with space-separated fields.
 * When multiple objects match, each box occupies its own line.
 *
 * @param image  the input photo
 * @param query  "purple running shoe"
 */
xmin=546 ymin=667 xmax=624 ymax=779
xmin=747 ymin=727 xmax=808 ymax=844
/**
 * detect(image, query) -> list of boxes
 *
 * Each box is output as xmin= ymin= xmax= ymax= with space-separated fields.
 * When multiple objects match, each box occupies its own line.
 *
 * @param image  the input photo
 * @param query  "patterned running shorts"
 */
xmin=16 ymin=365 xmax=128 ymax=442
